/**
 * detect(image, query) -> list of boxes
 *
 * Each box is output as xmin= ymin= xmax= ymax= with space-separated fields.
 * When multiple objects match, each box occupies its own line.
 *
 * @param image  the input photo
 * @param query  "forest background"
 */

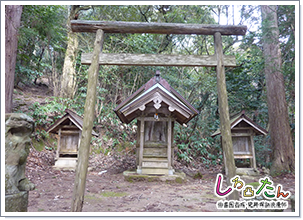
xmin=7 ymin=4 xmax=296 ymax=175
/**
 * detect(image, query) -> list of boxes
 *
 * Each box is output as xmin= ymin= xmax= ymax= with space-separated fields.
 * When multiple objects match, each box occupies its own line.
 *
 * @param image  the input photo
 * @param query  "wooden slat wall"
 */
xmin=60 ymin=134 xmax=79 ymax=153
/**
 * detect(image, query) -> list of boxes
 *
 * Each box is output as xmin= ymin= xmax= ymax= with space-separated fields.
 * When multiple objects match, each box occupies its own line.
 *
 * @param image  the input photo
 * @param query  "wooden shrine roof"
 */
xmin=114 ymin=71 xmax=199 ymax=125
xmin=46 ymin=109 xmax=98 ymax=136
xmin=211 ymin=110 xmax=268 ymax=137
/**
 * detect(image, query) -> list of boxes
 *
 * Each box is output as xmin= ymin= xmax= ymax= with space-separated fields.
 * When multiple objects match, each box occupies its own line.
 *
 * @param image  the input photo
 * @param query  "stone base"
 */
xmin=290 ymin=195 xmax=295 ymax=212
xmin=5 ymin=191 xmax=28 ymax=212
xmin=53 ymin=158 xmax=77 ymax=170
xmin=141 ymin=167 xmax=174 ymax=175
xmin=123 ymin=170 xmax=186 ymax=183
xmin=236 ymin=168 xmax=260 ymax=176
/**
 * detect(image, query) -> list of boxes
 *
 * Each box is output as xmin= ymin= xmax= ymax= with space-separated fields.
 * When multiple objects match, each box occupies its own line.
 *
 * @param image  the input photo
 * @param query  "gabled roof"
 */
xmin=211 ymin=110 xmax=268 ymax=137
xmin=114 ymin=71 xmax=199 ymax=125
xmin=46 ymin=109 xmax=98 ymax=136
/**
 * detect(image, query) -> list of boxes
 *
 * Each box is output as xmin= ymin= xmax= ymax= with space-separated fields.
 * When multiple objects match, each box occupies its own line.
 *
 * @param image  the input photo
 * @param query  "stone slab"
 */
xmin=53 ymin=158 xmax=77 ymax=170
xmin=142 ymin=167 xmax=169 ymax=175
xmin=123 ymin=170 xmax=186 ymax=183
xmin=5 ymin=191 xmax=28 ymax=212
xmin=236 ymin=168 xmax=260 ymax=176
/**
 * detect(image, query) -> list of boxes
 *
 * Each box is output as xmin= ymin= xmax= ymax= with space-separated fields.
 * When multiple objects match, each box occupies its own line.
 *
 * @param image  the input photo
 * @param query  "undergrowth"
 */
xmin=25 ymin=96 xmax=269 ymax=169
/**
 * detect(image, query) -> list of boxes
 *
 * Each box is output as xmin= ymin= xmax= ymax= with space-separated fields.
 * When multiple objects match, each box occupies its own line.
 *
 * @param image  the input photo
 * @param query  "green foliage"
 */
xmin=29 ymin=97 xmax=80 ymax=127
xmin=28 ymin=96 xmax=82 ymax=151
xmin=16 ymin=5 xmax=295 ymax=172
xmin=16 ymin=5 xmax=67 ymax=85
xmin=175 ymin=122 xmax=222 ymax=167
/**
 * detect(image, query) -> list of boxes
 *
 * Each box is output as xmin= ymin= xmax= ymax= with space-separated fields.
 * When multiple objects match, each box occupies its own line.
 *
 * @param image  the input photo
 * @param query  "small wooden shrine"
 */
xmin=46 ymin=109 xmax=98 ymax=169
xmin=114 ymin=71 xmax=199 ymax=175
xmin=211 ymin=110 xmax=268 ymax=169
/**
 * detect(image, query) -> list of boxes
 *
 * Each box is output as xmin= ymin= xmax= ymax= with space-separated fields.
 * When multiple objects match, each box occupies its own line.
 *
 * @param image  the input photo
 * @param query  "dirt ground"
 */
xmin=25 ymin=150 xmax=295 ymax=214
xmin=27 ymin=169 xmax=220 ymax=213
xmin=14 ymin=83 xmax=295 ymax=215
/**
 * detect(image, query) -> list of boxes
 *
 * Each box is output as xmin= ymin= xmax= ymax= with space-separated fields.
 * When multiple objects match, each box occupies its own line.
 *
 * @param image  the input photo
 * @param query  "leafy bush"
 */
xmin=175 ymin=122 xmax=222 ymax=167
xmin=29 ymin=97 xmax=80 ymax=127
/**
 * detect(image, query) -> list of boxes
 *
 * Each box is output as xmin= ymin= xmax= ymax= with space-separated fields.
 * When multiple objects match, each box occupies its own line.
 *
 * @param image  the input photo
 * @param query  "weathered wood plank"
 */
xmin=60 ymin=130 xmax=80 ymax=135
xmin=143 ymin=148 xmax=167 ymax=157
xmin=231 ymin=133 xmax=251 ymax=137
xmin=142 ymin=161 xmax=168 ymax=168
xmin=56 ymin=128 xmax=61 ymax=159
xmin=59 ymin=151 xmax=78 ymax=154
xmin=138 ymin=118 xmax=144 ymax=174
xmin=138 ymin=117 xmax=175 ymax=122
xmin=231 ymin=127 xmax=254 ymax=130
xmin=71 ymin=29 xmax=104 ymax=212
xmin=214 ymin=32 xmax=238 ymax=200
xmin=234 ymin=151 xmax=252 ymax=155
xmin=61 ymin=125 xmax=78 ymax=129
xmin=250 ymin=135 xmax=257 ymax=169
xmin=167 ymin=117 xmax=172 ymax=174
xmin=71 ymin=20 xmax=247 ymax=36
xmin=81 ymin=53 xmax=236 ymax=67
xmin=78 ymin=131 xmax=81 ymax=150
xmin=234 ymin=155 xmax=254 ymax=159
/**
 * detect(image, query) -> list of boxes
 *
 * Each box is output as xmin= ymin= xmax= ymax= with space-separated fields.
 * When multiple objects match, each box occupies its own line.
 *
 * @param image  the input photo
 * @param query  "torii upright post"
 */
xmin=214 ymin=32 xmax=238 ymax=200
xmin=71 ymin=29 xmax=104 ymax=212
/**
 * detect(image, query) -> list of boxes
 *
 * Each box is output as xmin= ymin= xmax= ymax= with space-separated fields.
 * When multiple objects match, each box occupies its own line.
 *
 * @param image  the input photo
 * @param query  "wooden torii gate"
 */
xmin=70 ymin=20 xmax=247 ymax=211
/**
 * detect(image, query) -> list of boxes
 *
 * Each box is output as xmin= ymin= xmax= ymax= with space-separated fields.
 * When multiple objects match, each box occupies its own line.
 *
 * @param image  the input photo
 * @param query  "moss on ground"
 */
xmin=85 ymin=194 xmax=102 ymax=201
xmin=100 ymin=191 xmax=128 ymax=197
xmin=246 ymin=182 xmax=260 ymax=189
xmin=32 ymin=139 xmax=45 ymax=152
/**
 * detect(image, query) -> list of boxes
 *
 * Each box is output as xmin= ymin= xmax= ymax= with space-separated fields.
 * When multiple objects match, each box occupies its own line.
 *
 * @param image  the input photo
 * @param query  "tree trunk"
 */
xmin=51 ymin=51 xmax=61 ymax=97
xmin=71 ymin=29 xmax=104 ymax=212
xmin=214 ymin=32 xmax=238 ymax=200
xmin=261 ymin=5 xmax=295 ymax=176
xmin=5 ymin=5 xmax=23 ymax=113
xmin=60 ymin=5 xmax=79 ymax=99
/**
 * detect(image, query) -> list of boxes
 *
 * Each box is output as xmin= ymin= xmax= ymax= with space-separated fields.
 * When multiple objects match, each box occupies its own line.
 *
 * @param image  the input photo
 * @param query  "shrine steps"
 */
xmin=136 ymin=142 xmax=174 ymax=175
xmin=141 ymin=157 xmax=173 ymax=175
xmin=143 ymin=147 xmax=168 ymax=157
xmin=143 ymin=155 xmax=167 ymax=158
xmin=142 ymin=158 xmax=168 ymax=168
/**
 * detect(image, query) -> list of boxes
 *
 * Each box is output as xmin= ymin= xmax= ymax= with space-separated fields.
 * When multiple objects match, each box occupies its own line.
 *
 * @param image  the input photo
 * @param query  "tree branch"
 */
xmin=137 ymin=6 xmax=150 ymax=22
xmin=223 ymin=36 xmax=239 ymax=54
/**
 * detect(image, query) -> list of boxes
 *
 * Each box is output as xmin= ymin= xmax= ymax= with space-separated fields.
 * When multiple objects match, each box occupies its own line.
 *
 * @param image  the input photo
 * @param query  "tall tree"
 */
xmin=60 ymin=5 xmax=91 ymax=99
xmin=17 ymin=5 xmax=67 ymax=94
xmin=5 ymin=5 xmax=23 ymax=113
xmin=261 ymin=5 xmax=295 ymax=176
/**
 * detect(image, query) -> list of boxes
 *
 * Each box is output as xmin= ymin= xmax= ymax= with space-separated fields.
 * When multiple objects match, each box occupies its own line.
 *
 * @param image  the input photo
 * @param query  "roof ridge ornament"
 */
xmin=153 ymin=93 xmax=162 ymax=109
xmin=155 ymin=70 xmax=161 ymax=83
